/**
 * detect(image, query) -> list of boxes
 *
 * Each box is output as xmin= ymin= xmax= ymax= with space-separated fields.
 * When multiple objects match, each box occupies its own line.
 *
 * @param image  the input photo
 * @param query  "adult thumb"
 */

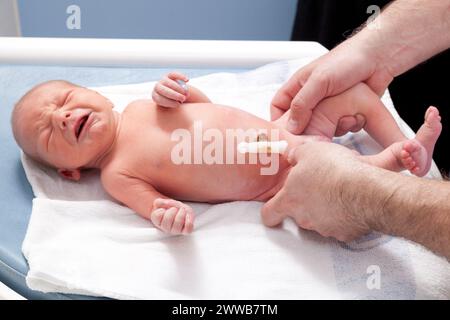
xmin=286 ymin=146 xmax=303 ymax=166
xmin=366 ymin=69 xmax=393 ymax=97
xmin=261 ymin=189 xmax=287 ymax=228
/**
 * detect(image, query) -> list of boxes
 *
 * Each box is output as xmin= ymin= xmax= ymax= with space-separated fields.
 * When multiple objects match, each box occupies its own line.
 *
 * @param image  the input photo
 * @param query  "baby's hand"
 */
xmin=150 ymin=198 xmax=195 ymax=235
xmin=152 ymin=72 xmax=189 ymax=108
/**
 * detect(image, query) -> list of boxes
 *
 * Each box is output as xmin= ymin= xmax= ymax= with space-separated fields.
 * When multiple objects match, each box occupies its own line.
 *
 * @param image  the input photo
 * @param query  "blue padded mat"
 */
xmin=0 ymin=64 xmax=248 ymax=299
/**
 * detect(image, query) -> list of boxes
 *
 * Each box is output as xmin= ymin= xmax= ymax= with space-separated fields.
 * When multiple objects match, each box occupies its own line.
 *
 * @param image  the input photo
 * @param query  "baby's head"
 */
xmin=11 ymin=80 xmax=118 ymax=180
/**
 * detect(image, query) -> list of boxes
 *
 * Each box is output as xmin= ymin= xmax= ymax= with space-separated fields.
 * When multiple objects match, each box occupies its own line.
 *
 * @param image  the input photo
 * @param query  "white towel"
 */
xmin=22 ymin=58 xmax=449 ymax=299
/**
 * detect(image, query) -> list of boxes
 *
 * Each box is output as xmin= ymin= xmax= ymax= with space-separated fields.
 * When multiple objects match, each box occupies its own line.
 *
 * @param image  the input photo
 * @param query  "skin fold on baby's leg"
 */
xmin=274 ymin=83 xmax=442 ymax=177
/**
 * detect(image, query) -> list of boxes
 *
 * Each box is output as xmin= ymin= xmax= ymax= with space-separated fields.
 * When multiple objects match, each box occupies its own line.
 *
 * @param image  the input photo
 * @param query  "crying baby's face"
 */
xmin=12 ymin=80 xmax=118 ymax=171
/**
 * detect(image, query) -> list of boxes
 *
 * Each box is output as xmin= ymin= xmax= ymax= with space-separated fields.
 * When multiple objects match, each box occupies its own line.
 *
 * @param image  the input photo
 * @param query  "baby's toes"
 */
xmin=160 ymin=207 xmax=178 ymax=233
xmin=402 ymin=140 xmax=419 ymax=154
xmin=401 ymin=140 xmax=427 ymax=176
xmin=424 ymin=106 xmax=441 ymax=125
xmin=411 ymin=166 xmax=422 ymax=175
xmin=400 ymin=149 xmax=416 ymax=171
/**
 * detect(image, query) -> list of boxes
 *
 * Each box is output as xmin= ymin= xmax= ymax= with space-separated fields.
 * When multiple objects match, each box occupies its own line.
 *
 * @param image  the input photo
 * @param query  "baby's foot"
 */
xmin=413 ymin=106 xmax=442 ymax=176
xmin=399 ymin=140 xmax=428 ymax=176
xmin=398 ymin=107 xmax=442 ymax=177
xmin=150 ymin=198 xmax=194 ymax=235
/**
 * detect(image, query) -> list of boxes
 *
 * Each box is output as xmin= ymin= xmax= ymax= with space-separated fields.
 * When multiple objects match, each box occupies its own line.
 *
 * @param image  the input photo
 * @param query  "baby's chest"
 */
xmin=119 ymin=103 xmax=200 ymax=179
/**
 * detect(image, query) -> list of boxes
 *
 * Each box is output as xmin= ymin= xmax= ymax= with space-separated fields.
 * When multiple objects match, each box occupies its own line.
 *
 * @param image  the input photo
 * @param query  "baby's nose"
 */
xmin=55 ymin=110 xmax=72 ymax=130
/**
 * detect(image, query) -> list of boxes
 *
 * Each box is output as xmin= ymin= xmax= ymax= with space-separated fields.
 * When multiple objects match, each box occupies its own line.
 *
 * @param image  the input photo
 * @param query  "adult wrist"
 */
xmin=350 ymin=27 xmax=394 ymax=79
xmin=337 ymin=162 xmax=390 ymax=233
xmin=354 ymin=0 xmax=450 ymax=78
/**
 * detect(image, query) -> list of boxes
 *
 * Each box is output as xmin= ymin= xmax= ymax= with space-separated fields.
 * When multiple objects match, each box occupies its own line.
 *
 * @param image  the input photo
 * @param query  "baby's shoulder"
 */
xmin=123 ymin=99 xmax=154 ymax=114
xmin=100 ymin=162 xmax=135 ymax=193
xmin=120 ymin=99 xmax=158 ymax=125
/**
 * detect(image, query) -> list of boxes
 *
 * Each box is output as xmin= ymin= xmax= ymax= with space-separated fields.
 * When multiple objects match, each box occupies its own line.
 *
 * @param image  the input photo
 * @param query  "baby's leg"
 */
xmin=411 ymin=107 xmax=442 ymax=176
xmin=273 ymin=83 xmax=407 ymax=144
xmin=274 ymin=83 xmax=441 ymax=176
xmin=331 ymin=86 xmax=441 ymax=176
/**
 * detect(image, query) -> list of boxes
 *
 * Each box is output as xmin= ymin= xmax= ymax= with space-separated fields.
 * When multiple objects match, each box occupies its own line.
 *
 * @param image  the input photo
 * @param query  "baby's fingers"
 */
xmin=171 ymin=207 xmax=187 ymax=234
xmin=163 ymin=78 xmax=188 ymax=95
xmin=152 ymin=91 xmax=181 ymax=108
xmin=167 ymin=71 xmax=189 ymax=82
xmin=154 ymin=83 xmax=186 ymax=102
xmin=154 ymin=198 xmax=185 ymax=210
xmin=160 ymin=207 xmax=178 ymax=232
xmin=150 ymin=208 xmax=165 ymax=227
xmin=182 ymin=211 xmax=195 ymax=234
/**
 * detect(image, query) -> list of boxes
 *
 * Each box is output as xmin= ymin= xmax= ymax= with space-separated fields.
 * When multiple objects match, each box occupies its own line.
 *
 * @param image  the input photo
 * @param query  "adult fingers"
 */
xmin=271 ymin=68 xmax=309 ymax=114
xmin=260 ymin=188 xmax=288 ymax=227
xmin=270 ymin=104 xmax=286 ymax=121
xmin=288 ymin=71 xmax=331 ymax=134
xmin=365 ymin=69 xmax=393 ymax=97
xmin=286 ymin=146 xmax=304 ymax=166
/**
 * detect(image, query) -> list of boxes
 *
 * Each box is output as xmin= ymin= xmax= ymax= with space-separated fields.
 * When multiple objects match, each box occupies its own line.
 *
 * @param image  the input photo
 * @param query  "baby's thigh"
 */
xmin=317 ymin=84 xmax=369 ymax=120
xmin=307 ymin=83 xmax=377 ymax=135
xmin=275 ymin=107 xmax=336 ymax=138
xmin=274 ymin=83 xmax=377 ymax=138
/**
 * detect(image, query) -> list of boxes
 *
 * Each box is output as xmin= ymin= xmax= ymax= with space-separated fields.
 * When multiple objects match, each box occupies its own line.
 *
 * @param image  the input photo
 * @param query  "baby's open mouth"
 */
xmin=75 ymin=113 xmax=91 ymax=140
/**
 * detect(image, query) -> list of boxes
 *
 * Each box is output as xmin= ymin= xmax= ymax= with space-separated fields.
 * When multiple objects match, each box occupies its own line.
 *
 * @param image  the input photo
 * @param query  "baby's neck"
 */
xmin=86 ymin=111 xmax=122 ymax=170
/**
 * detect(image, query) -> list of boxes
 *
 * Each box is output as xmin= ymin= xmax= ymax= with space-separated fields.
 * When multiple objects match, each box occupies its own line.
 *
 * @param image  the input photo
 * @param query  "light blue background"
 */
xmin=18 ymin=0 xmax=298 ymax=40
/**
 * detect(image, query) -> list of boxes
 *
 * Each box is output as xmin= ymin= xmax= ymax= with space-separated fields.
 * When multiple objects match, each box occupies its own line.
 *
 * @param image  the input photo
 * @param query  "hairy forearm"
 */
xmin=343 ymin=167 xmax=450 ymax=260
xmin=381 ymin=176 xmax=450 ymax=259
xmin=354 ymin=0 xmax=450 ymax=77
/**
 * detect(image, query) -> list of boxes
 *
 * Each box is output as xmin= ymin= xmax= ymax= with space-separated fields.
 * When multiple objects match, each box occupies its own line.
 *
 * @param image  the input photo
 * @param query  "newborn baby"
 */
xmin=11 ymin=72 xmax=442 ymax=235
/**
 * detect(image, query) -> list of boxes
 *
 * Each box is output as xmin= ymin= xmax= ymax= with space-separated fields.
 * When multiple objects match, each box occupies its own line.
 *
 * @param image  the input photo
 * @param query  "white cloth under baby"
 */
xmin=22 ymin=58 xmax=449 ymax=299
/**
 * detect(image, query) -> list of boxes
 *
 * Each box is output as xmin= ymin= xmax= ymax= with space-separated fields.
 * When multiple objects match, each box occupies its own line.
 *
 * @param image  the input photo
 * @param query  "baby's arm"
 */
xmin=101 ymin=171 xmax=194 ymax=234
xmin=185 ymin=84 xmax=212 ymax=104
xmin=152 ymin=72 xmax=211 ymax=108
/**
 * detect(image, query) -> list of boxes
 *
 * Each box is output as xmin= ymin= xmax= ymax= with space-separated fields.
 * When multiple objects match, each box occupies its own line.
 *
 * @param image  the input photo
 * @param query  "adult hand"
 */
xmin=271 ymin=40 xmax=394 ymax=134
xmin=261 ymin=142 xmax=372 ymax=242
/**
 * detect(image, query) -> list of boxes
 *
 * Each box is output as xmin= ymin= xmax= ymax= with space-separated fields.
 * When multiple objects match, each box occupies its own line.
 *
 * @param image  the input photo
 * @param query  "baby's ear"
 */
xmin=57 ymin=168 xmax=81 ymax=181
xmin=106 ymin=98 xmax=114 ymax=108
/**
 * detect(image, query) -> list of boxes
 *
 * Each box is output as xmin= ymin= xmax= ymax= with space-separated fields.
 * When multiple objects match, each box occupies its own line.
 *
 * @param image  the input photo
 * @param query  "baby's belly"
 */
xmin=136 ymin=102 xmax=290 ymax=202
xmin=156 ymin=161 xmax=289 ymax=203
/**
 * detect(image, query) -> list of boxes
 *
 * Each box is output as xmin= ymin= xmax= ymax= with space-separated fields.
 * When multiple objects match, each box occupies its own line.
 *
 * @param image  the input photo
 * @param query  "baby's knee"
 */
xmin=346 ymin=82 xmax=383 ymax=116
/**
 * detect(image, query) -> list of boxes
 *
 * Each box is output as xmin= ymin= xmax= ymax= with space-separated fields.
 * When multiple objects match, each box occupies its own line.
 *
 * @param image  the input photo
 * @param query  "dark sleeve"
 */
xmin=291 ymin=0 xmax=391 ymax=49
